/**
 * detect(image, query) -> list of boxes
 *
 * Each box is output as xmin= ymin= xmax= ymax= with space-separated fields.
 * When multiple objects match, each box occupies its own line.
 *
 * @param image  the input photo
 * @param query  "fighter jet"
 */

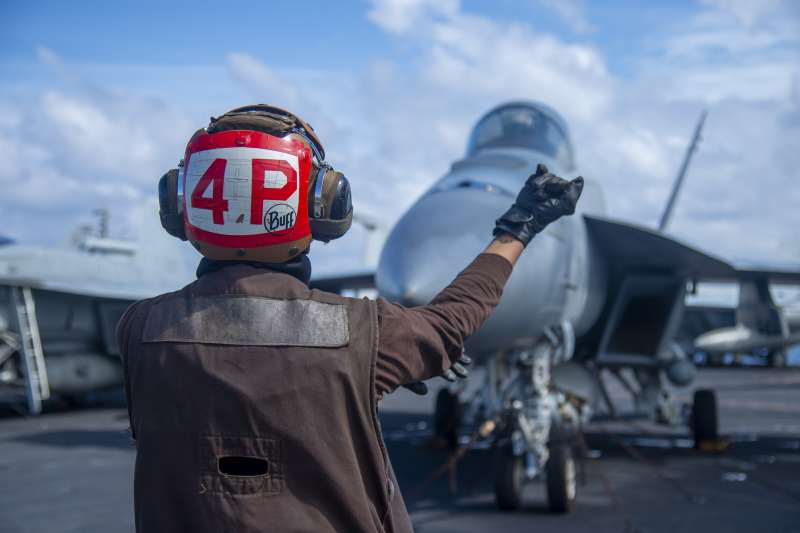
xmin=0 ymin=215 xmax=179 ymax=414
xmin=329 ymin=101 xmax=800 ymax=512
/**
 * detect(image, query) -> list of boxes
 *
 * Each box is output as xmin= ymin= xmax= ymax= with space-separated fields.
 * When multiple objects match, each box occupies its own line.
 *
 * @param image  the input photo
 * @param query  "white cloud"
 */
xmin=354 ymin=0 xmax=799 ymax=268
xmin=534 ymin=0 xmax=596 ymax=34
xmin=699 ymin=0 xmax=792 ymax=29
xmin=649 ymin=0 xmax=799 ymax=104
xmin=366 ymin=0 xmax=460 ymax=35
xmin=0 ymin=48 xmax=192 ymax=271
xmin=227 ymin=53 xmax=301 ymax=109
xmin=421 ymin=14 xmax=611 ymax=121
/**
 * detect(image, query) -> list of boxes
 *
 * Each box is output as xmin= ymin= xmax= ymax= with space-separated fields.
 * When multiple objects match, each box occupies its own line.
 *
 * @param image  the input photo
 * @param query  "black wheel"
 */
xmin=546 ymin=440 xmax=577 ymax=513
xmin=61 ymin=394 xmax=87 ymax=409
xmin=768 ymin=350 xmax=787 ymax=368
xmin=433 ymin=387 xmax=461 ymax=449
xmin=691 ymin=389 xmax=719 ymax=446
xmin=495 ymin=444 xmax=525 ymax=511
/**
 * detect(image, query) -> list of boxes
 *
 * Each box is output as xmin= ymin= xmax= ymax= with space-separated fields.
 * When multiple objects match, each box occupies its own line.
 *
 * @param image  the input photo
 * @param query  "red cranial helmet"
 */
xmin=158 ymin=105 xmax=353 ymax=263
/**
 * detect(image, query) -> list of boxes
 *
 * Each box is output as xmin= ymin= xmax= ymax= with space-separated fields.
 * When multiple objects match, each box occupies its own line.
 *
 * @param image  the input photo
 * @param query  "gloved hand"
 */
xmin=493 ymin=164 xmax=584 ymax=246
xmin=401 ymin=353 xmax=472 ymax=396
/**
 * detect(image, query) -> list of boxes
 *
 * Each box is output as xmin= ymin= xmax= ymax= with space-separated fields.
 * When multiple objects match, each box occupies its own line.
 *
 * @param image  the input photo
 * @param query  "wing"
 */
xmin=583 ymin=215 xmax=736 ymax=278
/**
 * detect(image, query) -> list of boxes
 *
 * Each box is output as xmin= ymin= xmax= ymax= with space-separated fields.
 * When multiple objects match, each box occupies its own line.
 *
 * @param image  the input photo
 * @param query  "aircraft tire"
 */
xmin=768 ymin=350 xmax=787 ymax=368
xmin=494 ymin=444 xmax=525 ymax=511
xmin=61 ymin=394 xmax=87 ymax=409
xmin=546 ymin=438 xmax=577 ymax=513
xmin=691 ymin=389 xmax=718 ymax=446
xmin=433 ymin=387 xmax=461 ymax=449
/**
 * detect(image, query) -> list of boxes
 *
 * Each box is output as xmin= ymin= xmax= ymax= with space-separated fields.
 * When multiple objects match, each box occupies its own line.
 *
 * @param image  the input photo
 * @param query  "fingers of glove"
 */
xmin=529 ymin=171 xmax=557 ymax=191
xmin=526 ymin=164 xmax=554 ymax=188
xmin=561 ymin=176 xmax=584 ymax=213
xmin=443 ymin=369 xmax=458 ymax=382
xmin=528 ymin=174 xmax=570 ymax=203
xmin=451 ymin=362 xmax=469 ymax=379
xmin=570 ymin=176 xmax=585 ymax=196
xmin=544 ymin=181 xmax=571 ymax=197
xmin=541 ymin=176 xmax=584 ymax=215
xmin=402 ymin=381 xmax=429 ymax=395
xmin=457 ymin=353 xmax=472 ymax=367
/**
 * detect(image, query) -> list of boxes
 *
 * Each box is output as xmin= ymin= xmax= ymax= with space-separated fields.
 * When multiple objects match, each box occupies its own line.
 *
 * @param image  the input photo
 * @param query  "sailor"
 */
xmin=116 ymin=104 xmax=583 ymax=533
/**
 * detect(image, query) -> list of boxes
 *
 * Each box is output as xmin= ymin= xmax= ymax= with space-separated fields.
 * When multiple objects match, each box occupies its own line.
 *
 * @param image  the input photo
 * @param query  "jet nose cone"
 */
xmin=376 ymin=188 xmax=509 ymax=306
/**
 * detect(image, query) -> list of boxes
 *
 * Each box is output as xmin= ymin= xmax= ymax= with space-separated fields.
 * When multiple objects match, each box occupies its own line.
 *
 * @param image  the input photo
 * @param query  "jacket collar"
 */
xmin=196 ymin=254 xmax=312 ymax=286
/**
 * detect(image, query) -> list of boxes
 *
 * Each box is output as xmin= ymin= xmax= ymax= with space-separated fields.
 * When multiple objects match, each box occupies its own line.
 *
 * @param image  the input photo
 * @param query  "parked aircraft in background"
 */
xmin=680 ymin=281 xmax=800 ymax=367
xmin=0 ymin=213 xmax=180 ymax=414
xmin=690 ymin=274 xmax=800 ymax=367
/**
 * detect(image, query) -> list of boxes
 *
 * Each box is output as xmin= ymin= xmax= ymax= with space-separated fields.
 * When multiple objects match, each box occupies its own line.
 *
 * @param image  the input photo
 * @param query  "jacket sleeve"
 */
xmin=375 ymin=253 xmax=513 ymax=398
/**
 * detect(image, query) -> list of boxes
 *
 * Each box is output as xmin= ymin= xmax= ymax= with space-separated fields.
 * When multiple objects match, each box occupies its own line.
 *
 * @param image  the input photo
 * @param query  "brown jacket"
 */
xmin=117 ymin=254 xmax=511 ymax=533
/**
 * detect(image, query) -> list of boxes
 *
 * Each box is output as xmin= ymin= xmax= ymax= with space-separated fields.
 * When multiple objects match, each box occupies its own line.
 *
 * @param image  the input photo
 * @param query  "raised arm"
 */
xmin=375 ymin=165 xmax=583 ymax=398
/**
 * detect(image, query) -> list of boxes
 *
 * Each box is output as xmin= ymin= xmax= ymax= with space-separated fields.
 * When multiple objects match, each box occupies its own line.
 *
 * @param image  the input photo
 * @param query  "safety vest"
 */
xmin=118 ymin=264 xmax=412 ymax=533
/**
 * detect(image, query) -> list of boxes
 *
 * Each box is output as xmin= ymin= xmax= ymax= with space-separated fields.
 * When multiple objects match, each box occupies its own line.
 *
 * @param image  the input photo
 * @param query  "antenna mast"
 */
xmin=658 ymin=110 xmax=707 ymax=232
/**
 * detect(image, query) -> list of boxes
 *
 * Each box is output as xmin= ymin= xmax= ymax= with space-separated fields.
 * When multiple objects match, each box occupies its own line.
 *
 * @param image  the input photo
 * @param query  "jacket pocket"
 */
xmin=198 ymin=435 xmax=283 ymax=497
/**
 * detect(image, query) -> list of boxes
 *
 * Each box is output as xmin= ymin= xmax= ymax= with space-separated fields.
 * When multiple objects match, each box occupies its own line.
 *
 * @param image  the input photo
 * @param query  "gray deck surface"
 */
xmin=1 ymin=368 xmax=799 ymax=532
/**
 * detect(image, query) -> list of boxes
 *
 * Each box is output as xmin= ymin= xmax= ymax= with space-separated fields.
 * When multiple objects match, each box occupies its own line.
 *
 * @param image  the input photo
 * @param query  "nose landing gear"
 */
xmin=430 ymin=323 xmax=590 ymax=513
xmin=492 ymin=423 xmax=579 ymax=513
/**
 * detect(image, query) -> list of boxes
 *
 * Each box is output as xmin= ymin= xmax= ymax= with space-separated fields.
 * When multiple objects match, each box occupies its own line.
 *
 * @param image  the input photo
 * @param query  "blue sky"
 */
xmin=0 ymin=0 xmax=798 ymax=279
xmin=1 ymin=1 xmax=388 ymax=68
xmin=1 ymin=1 xmax=696 ymax=69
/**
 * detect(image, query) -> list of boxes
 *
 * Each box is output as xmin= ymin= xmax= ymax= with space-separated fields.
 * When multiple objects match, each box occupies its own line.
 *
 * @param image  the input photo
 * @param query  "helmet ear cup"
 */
xmin=158 ymin=168 xmax=187 ymax=241
xmin=309 ymin=169 xmax=353 ymax=243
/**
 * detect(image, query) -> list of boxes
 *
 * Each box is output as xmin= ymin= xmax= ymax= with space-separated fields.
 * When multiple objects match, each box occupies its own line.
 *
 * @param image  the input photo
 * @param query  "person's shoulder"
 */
xmin=117 ymin=287 xmax=184 ymax=338
xmin=308 ymin=288 xmax=375 ymax=307
xmin=119 ymin=298 xmax=150 ymax=328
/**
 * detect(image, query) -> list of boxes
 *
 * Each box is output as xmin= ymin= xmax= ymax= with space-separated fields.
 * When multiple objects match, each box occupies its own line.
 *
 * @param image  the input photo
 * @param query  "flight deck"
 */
xmin=1 ymin=367 xmax=798 ymax=533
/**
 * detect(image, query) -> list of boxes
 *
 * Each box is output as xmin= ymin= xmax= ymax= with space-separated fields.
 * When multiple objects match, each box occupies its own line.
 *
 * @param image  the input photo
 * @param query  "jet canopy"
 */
xmin=466 ymin=102 xmax=574 ymax=169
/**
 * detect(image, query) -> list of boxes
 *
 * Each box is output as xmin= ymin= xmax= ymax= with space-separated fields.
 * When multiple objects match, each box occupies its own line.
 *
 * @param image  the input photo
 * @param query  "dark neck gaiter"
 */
xmin=196 ymin=254 xmax=312 ymax=286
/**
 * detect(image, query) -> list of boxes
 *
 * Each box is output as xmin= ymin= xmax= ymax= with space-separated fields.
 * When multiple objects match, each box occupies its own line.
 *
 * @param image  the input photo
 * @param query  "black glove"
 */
xmin=401 ymin=353 xmax=472 ymax=396
xmin=493 ymin=164 xmax=584 ymax=246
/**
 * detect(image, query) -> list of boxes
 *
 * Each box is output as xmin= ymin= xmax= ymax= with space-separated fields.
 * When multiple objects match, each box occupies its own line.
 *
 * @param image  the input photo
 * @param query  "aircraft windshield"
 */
xmin=467 ymin=104 xmax=573 ymax=167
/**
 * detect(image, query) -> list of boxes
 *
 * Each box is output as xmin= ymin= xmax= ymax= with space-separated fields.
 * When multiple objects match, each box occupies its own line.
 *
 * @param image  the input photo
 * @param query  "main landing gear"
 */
xmin=690 ymin=388 xmax=719 ymax=448
xmin=433 ymin=387 xmax=462 ymax=449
